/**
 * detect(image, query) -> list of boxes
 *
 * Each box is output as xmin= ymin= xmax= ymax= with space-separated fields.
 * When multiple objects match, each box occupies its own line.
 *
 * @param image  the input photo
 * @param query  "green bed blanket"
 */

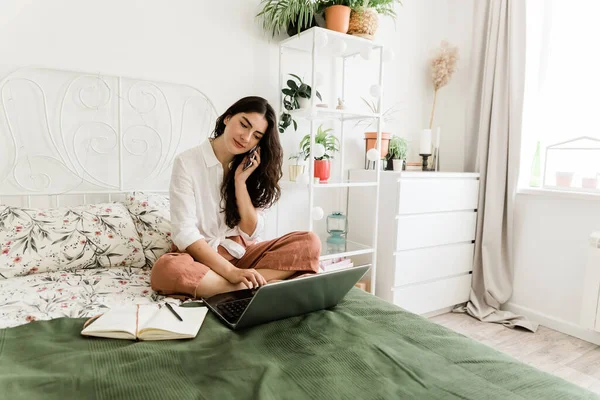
xmin=0 ymin=289 xmax=596 ymax=400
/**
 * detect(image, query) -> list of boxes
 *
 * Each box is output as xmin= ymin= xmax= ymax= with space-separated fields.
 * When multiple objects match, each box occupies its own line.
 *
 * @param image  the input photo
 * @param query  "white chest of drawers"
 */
xmin=347 ymin=170 xmax=480 ymax=315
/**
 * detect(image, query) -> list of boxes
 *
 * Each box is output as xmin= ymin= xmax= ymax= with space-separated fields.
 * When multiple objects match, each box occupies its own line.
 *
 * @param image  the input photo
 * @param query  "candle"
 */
xmin=420 ymin=129 xmax=432 ymax=155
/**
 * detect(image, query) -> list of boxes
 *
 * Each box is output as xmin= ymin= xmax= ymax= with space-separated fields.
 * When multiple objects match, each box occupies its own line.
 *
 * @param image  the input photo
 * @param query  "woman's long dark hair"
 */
xmin=211 ymin=96 xmax=282 ymax=228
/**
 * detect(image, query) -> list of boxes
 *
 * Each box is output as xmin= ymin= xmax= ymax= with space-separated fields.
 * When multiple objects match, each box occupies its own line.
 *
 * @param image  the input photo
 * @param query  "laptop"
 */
xmin=201 ymin=264 xmax=371 ymax=330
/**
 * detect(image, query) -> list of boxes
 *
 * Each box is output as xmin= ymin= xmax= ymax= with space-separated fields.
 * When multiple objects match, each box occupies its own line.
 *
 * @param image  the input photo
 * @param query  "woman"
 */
xmin=151 ymin=96 xmax=320 ymax=299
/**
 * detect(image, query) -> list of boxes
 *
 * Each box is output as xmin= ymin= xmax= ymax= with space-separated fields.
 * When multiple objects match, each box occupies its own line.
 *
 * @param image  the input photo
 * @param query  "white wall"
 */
xmin=0 ymin=0 xmax=278 ymax=112
xmin=508 ymin=192 xmax=600 ymax=342
xmin=0 ymin=0 xmax=475 ymax=237
xmin=376 ymin=0 xmax=474 ymax=172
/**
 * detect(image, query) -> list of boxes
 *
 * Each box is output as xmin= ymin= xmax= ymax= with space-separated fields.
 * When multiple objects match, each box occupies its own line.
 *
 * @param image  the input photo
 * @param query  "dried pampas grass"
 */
xmin=429 ymin=41 xmax=459 ymax=129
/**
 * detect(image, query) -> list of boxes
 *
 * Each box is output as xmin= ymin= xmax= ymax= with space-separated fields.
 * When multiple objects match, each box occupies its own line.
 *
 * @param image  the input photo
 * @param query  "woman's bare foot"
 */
xmin=194 ymin=270 xmax=246 ymax=298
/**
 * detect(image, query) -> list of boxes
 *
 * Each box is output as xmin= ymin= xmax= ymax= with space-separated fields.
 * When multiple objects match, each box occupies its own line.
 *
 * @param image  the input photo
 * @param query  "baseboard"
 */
xmin=503 ymin=302 xmax=600 ymax=346
xmin=422 ymin=306 xmax=455 ymax=318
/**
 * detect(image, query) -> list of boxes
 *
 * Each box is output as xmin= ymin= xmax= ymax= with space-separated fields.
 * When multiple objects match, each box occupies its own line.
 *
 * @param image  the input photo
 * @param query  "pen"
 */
xmin=165 ymin=302 xmax=183 ymax=321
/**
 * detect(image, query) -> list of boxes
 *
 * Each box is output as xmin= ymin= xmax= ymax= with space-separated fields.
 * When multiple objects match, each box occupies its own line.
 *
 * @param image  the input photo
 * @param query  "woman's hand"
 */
xmin=225 ymin=267 xmax=267 ymax=289
xmin=235 ymin=147 xmax=261 ymax=183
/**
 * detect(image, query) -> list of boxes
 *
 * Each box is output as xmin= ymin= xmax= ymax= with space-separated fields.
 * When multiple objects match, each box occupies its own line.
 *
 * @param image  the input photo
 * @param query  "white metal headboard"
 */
xmin=0 ymin=67 xmax=218 ymax=208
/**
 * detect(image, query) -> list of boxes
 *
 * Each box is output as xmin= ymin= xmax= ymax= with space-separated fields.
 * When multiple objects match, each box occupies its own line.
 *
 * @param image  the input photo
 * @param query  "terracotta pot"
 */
xmin=348 ymin=8 xmax=379 ymax=40
xmin=314 ymin=160 xmax=331 ymax=183
xmin=364 ymin=132 xmax=391 ymax=159
xmin=325 ymin=5 xmax=351 ymax=34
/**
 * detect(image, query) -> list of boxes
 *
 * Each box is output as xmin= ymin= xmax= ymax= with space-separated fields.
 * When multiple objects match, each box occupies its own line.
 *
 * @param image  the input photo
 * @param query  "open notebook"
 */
xmin=81 ymin=304 xmax=208 ymax=341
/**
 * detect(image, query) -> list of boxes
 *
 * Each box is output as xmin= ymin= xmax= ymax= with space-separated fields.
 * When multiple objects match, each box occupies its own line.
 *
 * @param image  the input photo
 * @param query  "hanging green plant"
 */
xmin=279 ymin=74 xmax=322 ymax=133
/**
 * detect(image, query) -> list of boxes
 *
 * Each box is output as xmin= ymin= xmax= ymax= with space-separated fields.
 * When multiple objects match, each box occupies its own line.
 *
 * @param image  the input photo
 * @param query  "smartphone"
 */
xmin=243 ymin=146 xmax=258 ymax=171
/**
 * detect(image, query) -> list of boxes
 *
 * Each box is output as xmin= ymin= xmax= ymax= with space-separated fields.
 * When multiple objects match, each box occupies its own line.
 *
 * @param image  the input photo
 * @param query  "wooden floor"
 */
xmin=430 ymin=312 xmax=600 ymax=395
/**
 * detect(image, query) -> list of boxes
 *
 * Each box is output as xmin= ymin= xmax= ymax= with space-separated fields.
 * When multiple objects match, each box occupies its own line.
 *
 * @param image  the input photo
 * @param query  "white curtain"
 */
xmin=459 ymin=0 xmax=538 ymax=332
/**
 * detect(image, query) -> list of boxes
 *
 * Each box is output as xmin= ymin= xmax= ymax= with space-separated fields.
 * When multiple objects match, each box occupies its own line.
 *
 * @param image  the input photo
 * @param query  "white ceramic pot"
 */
xmin=288 ymin=165 xmax=305 ymax=182
xmin=392 ymin=159 xmax=405 ymax=171
xmin=298 ymin=97 xmax=311 ymax=109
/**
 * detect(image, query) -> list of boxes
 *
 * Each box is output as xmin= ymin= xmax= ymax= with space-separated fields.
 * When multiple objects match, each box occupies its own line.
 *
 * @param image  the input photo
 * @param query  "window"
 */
xmin=521 ymin=1 xmax=600 ymax=193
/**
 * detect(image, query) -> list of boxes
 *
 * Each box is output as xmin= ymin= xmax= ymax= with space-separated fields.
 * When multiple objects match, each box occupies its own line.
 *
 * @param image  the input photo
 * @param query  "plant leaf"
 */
xmin=287 ymin=79 xmax=298 ymax=90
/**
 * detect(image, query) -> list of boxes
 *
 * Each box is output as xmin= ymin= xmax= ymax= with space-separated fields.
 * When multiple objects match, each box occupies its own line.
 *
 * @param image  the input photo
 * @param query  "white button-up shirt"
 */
xmin=169 ymin=139 xmax=264 ymax=258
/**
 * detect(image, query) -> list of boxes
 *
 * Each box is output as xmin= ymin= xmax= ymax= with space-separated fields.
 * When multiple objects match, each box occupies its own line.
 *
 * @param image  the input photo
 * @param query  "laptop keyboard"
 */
xmin=217 ymin=298 xmax=252 ymax=322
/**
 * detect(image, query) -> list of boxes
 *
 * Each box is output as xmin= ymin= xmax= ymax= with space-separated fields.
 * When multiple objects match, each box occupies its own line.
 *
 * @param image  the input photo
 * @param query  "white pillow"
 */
xmin=0 ymin=203 xmax=146 ymax=279
xmin=123 ymin=192 xmax=173 ymax=267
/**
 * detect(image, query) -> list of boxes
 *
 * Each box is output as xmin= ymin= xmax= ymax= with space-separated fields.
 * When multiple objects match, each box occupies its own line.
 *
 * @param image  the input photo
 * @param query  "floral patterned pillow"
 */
xmin=0 ymin=203 xmax=146 ymax=279
xmin=123 ymin=192 xmax=173 ymax=267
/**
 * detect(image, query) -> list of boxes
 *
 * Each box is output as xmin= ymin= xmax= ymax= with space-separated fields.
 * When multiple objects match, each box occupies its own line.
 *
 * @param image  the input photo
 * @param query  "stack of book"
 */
xmin=319 ymin=258 xmax=371 ymax=292
xmin=319 ymin=257 xmax=353 ymax=273
xmin=405 ymin=162 xmax=423 ymax=171
xmin=354 ymin=280 xmax=371 ymax=292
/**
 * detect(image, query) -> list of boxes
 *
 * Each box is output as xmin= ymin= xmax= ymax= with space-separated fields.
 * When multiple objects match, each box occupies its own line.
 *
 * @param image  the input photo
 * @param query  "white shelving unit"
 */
xmin=277 ymin=27 xmax=385 ymax=295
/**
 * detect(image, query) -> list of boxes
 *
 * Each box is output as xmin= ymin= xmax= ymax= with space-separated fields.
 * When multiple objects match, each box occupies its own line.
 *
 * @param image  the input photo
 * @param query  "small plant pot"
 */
xmin=298 ymin=97 xmax=311 ymax=109
xmin=288 ymin=165 xmax=305 ymax=182
xmin=582 ymin=177 xmax=598 ymax=189
xmin=555 ymin=171 xmax=574 ymax=187
xmin=364 ymin=132 xmax=391 ymax=159
xmin=314 ymin=160 xmax=331 ymax=183
xmin=392 ymin=159 xmax=405 ymax=171
xmin=325 ymin=5 xmax=351 ymax=33
xmin=348 ymin=7 xmax=379 ymax=40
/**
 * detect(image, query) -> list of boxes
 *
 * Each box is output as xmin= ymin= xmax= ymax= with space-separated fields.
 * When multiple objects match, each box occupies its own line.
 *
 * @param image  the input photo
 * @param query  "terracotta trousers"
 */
xmin=150 ymin=231 xmax=321 ymax=299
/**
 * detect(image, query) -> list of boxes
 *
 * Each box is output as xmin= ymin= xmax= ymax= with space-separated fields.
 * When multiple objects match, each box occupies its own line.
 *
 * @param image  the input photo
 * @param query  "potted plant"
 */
xmin=386 ymin=135 xmax=408 ymax=171
xmin=279 ymin=74 xmax=322 ymax=133
xmin=317 ymin=1 xmax=354 ymax=33
xmin=347 ymin=0 xmax=402 ymax=40
xmin=299 ymin=124 xmax=340 ymax=183
xmin=288 ymin=152 xmax=307 ymax=182
xmin=355 ymin=96 xmax=398 ymax=162
xmin=256 ymin=0 xmax=318 ymax=38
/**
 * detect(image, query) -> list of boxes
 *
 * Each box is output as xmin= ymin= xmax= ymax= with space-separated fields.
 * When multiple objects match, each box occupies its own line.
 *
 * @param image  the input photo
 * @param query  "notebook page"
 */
xmin=139 ymin=305 xmax=208 ymax=339
xmin=81 ymin=306 xmax=138 ymax=338
xmin=136 ymin=304 xmax=160 ymax=333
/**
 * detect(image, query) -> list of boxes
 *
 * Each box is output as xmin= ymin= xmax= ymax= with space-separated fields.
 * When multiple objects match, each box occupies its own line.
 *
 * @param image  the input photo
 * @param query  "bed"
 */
xmin=0 ymin=68 xmax=596 ymax=399
xmin=1 ymin=289 xmax=597 ymax=399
